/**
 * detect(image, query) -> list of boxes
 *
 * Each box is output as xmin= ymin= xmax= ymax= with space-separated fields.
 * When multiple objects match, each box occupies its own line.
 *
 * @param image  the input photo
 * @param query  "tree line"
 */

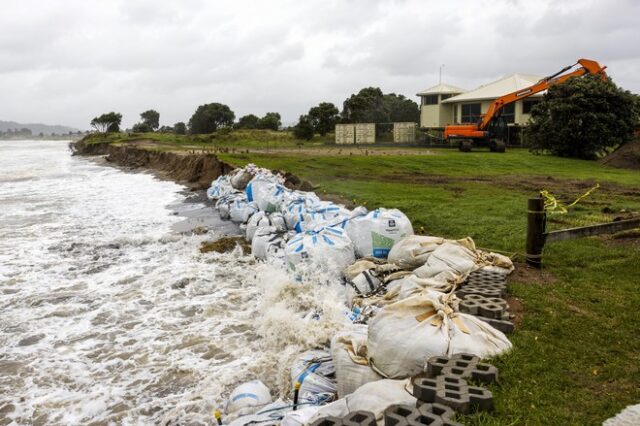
xmin=89 ymin=86 xmax=420 ymax=140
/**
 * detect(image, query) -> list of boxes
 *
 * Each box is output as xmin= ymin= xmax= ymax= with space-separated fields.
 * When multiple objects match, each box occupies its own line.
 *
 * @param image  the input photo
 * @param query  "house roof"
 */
xmin=416 ymin=83 xmax=466 ymax=96
xmin=441 ymin=73 xmax=544 ymax=103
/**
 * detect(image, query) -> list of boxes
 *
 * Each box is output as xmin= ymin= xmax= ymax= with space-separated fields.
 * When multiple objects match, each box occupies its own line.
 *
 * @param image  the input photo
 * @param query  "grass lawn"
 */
xmin=214 ymin=147 xmax=640 ymax=426
xmin=88 ymin=132 xmax=640 ymax=425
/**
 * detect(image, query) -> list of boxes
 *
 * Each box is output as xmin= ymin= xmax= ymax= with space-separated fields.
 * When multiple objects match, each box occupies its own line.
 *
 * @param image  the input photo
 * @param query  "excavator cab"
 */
xmin=486 ymin=116 xmax=507 ymax=152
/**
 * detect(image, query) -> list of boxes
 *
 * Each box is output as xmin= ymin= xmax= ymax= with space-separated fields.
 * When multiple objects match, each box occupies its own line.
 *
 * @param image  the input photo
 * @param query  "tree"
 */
xmin=342 ymin=87 xmax=388 ymax=123
xmin=308 ymin=102 xmax=340 ymax=135
xmin=132 ymin=122 xmax=153 ymax=133
xmin=174 ymin=122 xmax=187 ymax=135
xmin=257 ymin=112 xmax=282 ymax=131
xmin=235 ymin=114 xmax=260 ymax=129
xmin=90 ymin=112 xmax=122 ymax=133
xmin=140 ymin=109 xmax=160 ymax=130
xmin=188 ymin=103 xmax=235 ymax=134
xmin=158 ymin=125 xmax=174 ymax=133
xmin=526 ymin=75 xmax=640 ymax=160
xmin=383 ymin=93 xmax=420 ymax=123
xmin=293 ymin=114 xmax=314 ymax=140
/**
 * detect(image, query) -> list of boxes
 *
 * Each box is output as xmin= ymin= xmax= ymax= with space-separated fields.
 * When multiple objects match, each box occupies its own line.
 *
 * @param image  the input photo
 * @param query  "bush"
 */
xmin=293 ymin=115 xmax=314 ymax=140
xmin=527 ymin=75 xmax=639 ymax=160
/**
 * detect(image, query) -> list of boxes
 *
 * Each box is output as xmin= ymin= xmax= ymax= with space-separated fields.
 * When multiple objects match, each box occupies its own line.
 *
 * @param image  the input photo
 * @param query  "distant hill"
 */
xmin=0 ymin=120 xmax=81 ymax=136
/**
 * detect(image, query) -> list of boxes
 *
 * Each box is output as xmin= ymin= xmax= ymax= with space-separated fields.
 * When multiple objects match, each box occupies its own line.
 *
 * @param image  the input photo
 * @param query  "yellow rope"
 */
xmin=540 ymin=184 xmax=600 ymax=214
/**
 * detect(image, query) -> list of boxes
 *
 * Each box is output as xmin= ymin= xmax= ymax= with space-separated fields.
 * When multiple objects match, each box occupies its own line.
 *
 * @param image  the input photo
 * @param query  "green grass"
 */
xmin=85 ymin=132 xmax=640 ymax=424
xmin=213 ymin=148 xmax=640 ymax=426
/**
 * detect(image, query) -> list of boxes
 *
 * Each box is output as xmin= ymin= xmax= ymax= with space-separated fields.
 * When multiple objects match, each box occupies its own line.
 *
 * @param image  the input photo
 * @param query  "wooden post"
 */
xmin=526 ymin=197 xmax=546 ymax=268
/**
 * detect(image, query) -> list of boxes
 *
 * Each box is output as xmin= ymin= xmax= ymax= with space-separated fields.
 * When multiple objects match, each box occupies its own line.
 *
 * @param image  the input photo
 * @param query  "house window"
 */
xmin=422 ymin=95 xmax=438 ymax=105
xmin=461 ymin=103 xmax=481 ymax=123
xmin=441 ymin=94 xmax=453 ymax=101
xmin=522 ymin=99 xmax=540 ymax=114
xmin=502 ymin=103 xmax=515 ymax=124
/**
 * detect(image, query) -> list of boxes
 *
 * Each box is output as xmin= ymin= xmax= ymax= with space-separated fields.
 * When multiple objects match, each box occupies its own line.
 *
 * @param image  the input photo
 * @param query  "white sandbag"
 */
xmin=251 ymin=227 xmax=289 ymax=261
xmin=345 ymin=208 xmax=413 ymax=259
xmin=215 ymin=192 xmax=243 ymax=220
xmin=285 ymin=226 xmax=356 ymax=278
xmin=413 ymin=240 xmax=477 ymax=282
xmin=349 ymin=270 xmax=383 ymax=295
xmin=246 ymin=176 xmax=288 ymax=213
xmin=246 ymin=211 xmax=287 ymax=241
xmin=229 ymin=198 xmax=259 ymax=224
xmin=230 ymin=168 xmax=255 ymax=190
xmin=367 ymin=291 xmax=512 ymax=379
xmin=280 ymin=405 xmax=322 ymax=426
xmin=385 ymin=274 xmax=454 ymax=301
xmin=307 ymin=379 xmax=415 ymax=424
xmin=290 ymin=350 xmax=337 ymax=404
xmin=226 ymin=380 xmax=272 ymax=418
xmin=387 ymin=235 xmax=448 ymax=269
xmin=331 ymin=325 xmax=383 ymax=398
xmin=603 ymin=404 xmax=640 ymax=426
xmin=207 ymin=175 xmax=235 ymax=200
xmin=228 ymin=399 xmax=290 ymax=426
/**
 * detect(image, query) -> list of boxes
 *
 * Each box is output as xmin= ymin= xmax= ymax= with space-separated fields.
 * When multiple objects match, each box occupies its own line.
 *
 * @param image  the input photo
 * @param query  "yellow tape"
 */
xmin=540 ymin=184 xmax=599 ymax=215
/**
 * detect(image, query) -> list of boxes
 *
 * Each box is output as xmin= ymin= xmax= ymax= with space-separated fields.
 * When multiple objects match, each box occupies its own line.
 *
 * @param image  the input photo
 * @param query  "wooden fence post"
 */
xmin=526 ymin=197 xmax=546 ymax=268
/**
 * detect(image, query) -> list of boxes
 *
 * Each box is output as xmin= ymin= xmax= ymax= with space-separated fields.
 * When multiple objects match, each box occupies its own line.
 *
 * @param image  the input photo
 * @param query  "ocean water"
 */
xmin=0 ymin=140 xmax=349 ymax=425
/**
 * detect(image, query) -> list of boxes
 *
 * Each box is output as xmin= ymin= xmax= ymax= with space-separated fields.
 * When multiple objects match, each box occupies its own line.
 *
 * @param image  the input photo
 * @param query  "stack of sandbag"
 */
xmin=247 ymin=175 xmax=288 ymax=213
xmin=290 ymin=350 xmax=337 ymax=405
xmin=345 ymin=208 xmax=413 ymax=258
xmin=290 ymin=202 xmax=353 ymax=233
xmin=225 ymin=380 xmax=272 ymax=420
xmin=331 ymin=325 xmax=383 ymax=398
xmin=367 ymin=290 xmax=512 ymax=378
xmin=207 ymin=175 xmax=235 ymax=200
xmin=285 ymin=226 xmax=355 ymax=278
xmin=306 ymin=379 xmax=416 ymax=423
xmin=246 ymin=211 xmax=287 ymax=241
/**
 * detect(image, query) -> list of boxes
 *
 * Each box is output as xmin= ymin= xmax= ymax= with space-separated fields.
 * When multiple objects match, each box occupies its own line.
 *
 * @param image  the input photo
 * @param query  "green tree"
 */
xmin=383 ymin=93 xmax=420 ymax=123
xmin=342 ymin=87 xmax=388 ymax=123
xmin=308 ymin=102 xmax=340 ymax=135
xmin=140 ymin=109 xmax=160 ymax=130
xmin=174 ymin=122 xmax=187 ymax=135
xmin=235 ymin=114 xmax=260 ymax=129
xmin=90 ymin=112 xmax=122 ymax=133
xmin=188 ymin=103 xmax=235 ymax=134
xmin=293 ymin=114 xmax=314 ymax=140
xmin=527 ymin=75 xmax=640 ymax=160
xmin=132 ymin=122 xmax=153 ymax=133
xmin=257 ymin=112 xmax=282 ymax=131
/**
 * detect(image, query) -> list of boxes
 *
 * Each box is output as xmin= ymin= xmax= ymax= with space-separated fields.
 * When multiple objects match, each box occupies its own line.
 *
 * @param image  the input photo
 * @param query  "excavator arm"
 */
xmin=478 ymin=58 xmax=607 ymax=130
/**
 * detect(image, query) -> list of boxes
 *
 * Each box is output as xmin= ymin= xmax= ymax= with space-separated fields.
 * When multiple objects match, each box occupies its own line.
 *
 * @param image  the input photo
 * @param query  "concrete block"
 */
xmin=413 ymin=375 xmax=494 ymax=415
xmin=384 ymin=404 xmax=417 ymax=426
xmin=426 ymin=353 xmax=498 ymax=385
xmin=343 ymin=411 xmax=376 ymax=426
xmin=477 ymin=317 xmax=515 ymax=334
xmin=407 ymin=411 xmax=443 ymax=425
xmin=310 ymin=416 xmax=344 ymax=426
xmin=416 ymin=402 xmax=455 ymax=421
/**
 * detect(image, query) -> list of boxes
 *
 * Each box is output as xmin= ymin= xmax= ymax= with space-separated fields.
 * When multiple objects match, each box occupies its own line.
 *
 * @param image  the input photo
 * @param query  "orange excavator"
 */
xmin=444 ymin=58 xmax=607 ymax=152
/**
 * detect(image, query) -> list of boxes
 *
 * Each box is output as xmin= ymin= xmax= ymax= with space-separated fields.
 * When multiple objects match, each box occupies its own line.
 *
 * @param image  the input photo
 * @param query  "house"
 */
xmin=417 ymin=74 xmax=544 ymax=130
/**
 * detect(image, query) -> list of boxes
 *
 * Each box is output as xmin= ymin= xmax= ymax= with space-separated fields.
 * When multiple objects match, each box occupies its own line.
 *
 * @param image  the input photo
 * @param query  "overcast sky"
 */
xmin=1 ymin=0 xmax=639 ymax=129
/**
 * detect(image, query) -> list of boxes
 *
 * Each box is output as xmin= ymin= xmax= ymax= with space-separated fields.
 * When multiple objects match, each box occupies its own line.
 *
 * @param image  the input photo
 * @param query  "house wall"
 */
xmin=449 ymin=99 xmax=535 ymax=126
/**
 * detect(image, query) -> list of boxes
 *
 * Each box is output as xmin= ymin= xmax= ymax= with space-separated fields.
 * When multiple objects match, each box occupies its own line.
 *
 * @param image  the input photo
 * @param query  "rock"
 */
xmin=200 ymin=236 xmax=250 ymax=254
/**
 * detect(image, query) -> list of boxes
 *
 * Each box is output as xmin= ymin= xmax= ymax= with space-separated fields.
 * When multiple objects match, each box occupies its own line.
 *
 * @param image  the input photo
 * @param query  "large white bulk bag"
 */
xmin=229 ymin=198 xmax=259 ymax=224
xmin=331 ymin=325 xmax=383 ymax=398
xmin=246 ymin=211 xmax=287 ymax=241
xmin=246 ymin=176 xmax=288 ymax=213
xmin=226 ymin=380 xmax=272 ymax=418
xmin=215 ymin=192 xmax=243 ymax=220
xmin=207 ymin=175 xmax=235 ymax=200
xmin=290 ymin=350 xmax=337 ymax=404
xmin=285 ymin=226 xmax=356 ymax=278
xmin=367 ymin=291 xmax=512 ymax=379
xmin=345 ymin=208 xmax=413 ymax=258
xmin=251 ymin=227 xmax=290 ymax=261
xmin=387 ymin=235 xmax=448 ymax=269
xmin=306 ymin=379 xmax=415 ymax=424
